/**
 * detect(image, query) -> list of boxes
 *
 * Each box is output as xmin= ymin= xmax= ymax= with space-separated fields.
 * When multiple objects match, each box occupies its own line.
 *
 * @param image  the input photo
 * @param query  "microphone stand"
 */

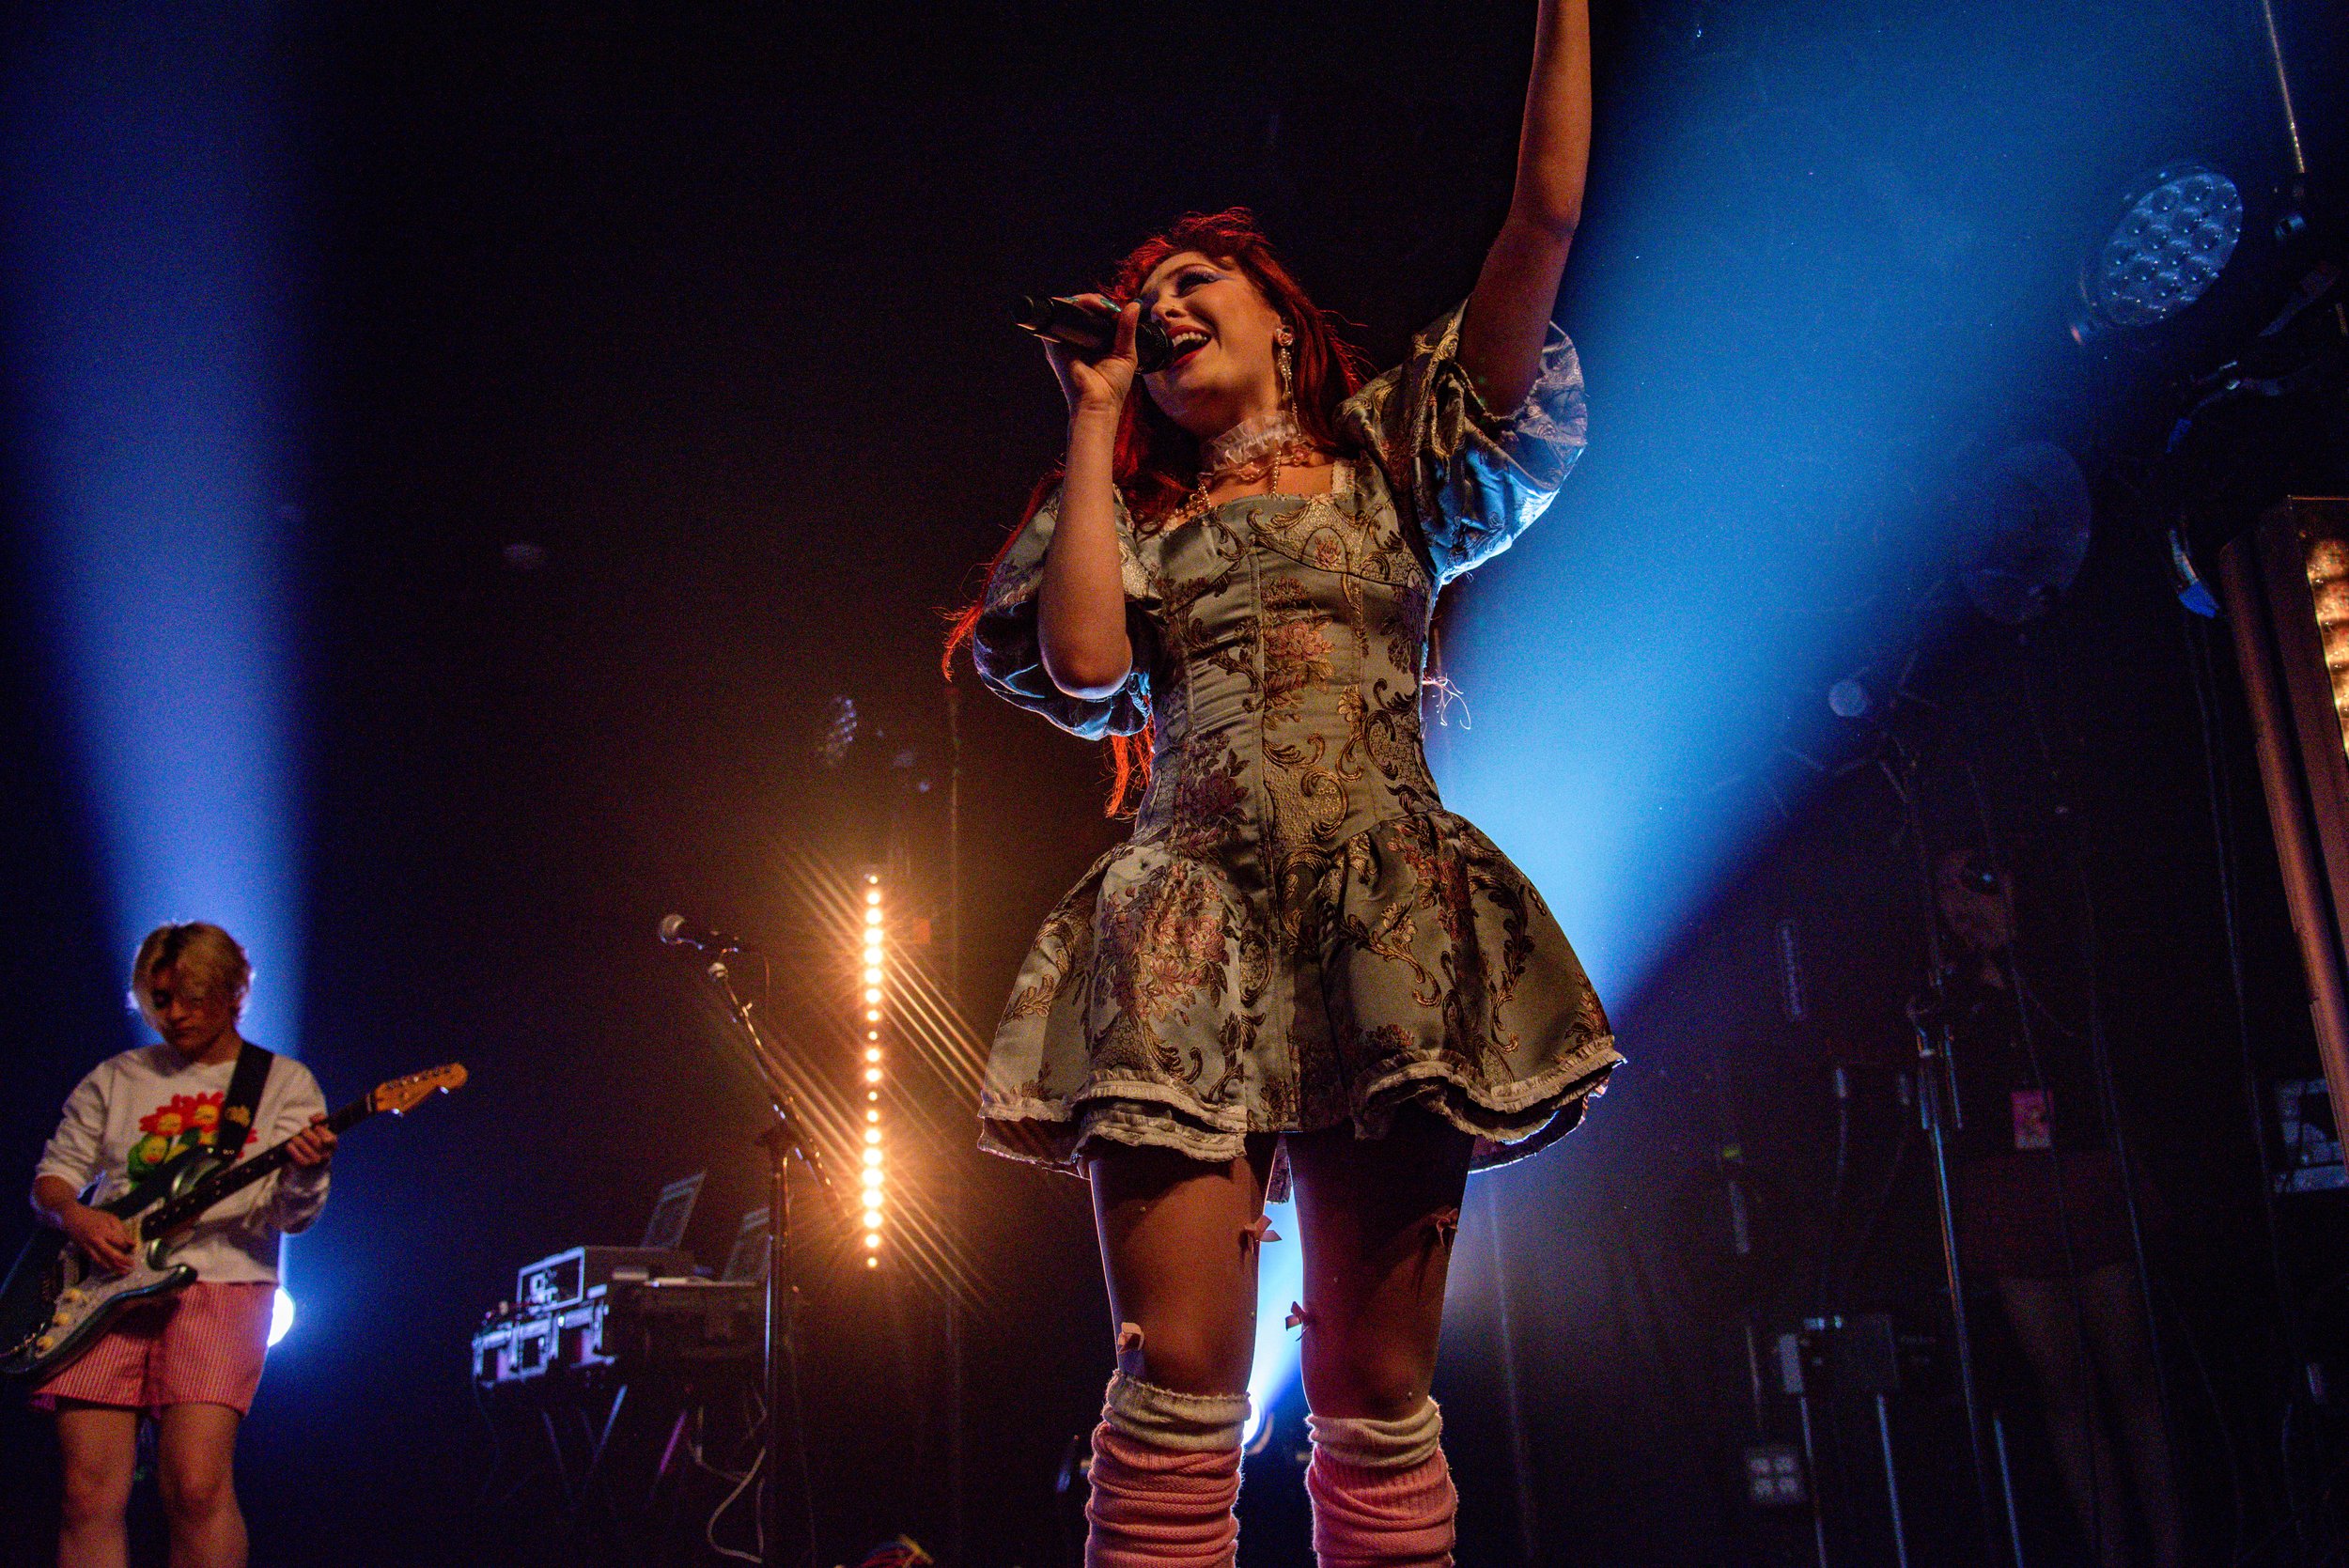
xmin=1896 ymin=768 xmax=2007 ymax=1568
xmin=700 ymin=957 xmax=842 ymax=1568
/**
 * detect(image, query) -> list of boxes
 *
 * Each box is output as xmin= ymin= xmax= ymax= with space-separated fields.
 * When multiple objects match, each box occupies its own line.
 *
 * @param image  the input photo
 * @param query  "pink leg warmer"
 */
xmin=1085 ymin=1423 xmax=1243 ymax=1566
xmin=1084 ymin=1371 xmax=1249 ymax=1568
xmin=1306 ymin=1401 xmax=1457 ymax=1568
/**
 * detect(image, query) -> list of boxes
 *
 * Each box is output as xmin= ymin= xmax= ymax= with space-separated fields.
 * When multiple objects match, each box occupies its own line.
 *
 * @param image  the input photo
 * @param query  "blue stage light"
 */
xmin=6 ymin=7 xmax=305 ymax=1327
xmin=2079 ymin=163 xmax=2243 ymax=334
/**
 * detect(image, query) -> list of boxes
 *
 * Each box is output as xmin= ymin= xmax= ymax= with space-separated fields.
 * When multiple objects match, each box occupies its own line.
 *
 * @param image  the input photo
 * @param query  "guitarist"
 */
xmin=26 ymin=922 xmax=334 ymax=1568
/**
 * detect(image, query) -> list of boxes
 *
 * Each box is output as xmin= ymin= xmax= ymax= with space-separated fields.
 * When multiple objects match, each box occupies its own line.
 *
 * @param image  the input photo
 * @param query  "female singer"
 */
xmin=951 ymin=5 xmax=1611 ymax=1560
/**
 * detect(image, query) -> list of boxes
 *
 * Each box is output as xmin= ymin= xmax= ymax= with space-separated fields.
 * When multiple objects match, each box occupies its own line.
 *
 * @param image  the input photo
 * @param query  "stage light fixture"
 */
xmin=855 ymin=870 xmax=889 ymax=1263
xmin=2302 ymin=538 xmax=2349 ymax=741
xmin=2075 ymin=162 xmax=2242 ymax=339
xmin=268 ymin=1288 xmax=295 ymax=1348
xmin=1954 ymin=442 xmax=2092 ymax=624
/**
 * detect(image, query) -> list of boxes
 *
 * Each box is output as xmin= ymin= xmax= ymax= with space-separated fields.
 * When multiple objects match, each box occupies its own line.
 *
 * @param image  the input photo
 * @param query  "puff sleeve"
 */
xmin=971 ymin=484 xmax=1160 ymax=738
xmin=1336 ymin=303 xmax=1588 ymax=588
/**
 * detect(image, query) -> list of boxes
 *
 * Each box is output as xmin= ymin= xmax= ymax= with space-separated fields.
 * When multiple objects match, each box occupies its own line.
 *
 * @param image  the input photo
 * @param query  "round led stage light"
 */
xmin=2079 ymin=162 xmax=2241 ymax=333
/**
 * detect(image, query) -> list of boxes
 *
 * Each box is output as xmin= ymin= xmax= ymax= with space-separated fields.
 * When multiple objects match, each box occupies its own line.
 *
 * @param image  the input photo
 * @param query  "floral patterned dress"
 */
xmin=972 ymin=303 xmax=1620 ymax=1191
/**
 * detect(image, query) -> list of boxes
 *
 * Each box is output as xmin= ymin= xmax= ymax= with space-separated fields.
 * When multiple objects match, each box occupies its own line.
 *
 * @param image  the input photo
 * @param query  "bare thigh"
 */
xmin=2071 ymin=1263 xmax=2157 ymax=1391
xmin=1089 ymin=1136 xmax=1280 ymax=1397
xmin=156 ymin=1402 xmax=241 ymax=1507
xmin=1997 ymin=1275 xmax=2095 ymax=1411
xmin=54 ymin=1401 xmax=140 ymax=1511
xmin=1288 ymin=1107 xmax=1475 ymax=1421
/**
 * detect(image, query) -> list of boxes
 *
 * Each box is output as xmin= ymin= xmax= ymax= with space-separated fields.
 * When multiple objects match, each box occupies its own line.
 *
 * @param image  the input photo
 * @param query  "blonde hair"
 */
xmin=128 ymin=923 xmax=253 ymax=1029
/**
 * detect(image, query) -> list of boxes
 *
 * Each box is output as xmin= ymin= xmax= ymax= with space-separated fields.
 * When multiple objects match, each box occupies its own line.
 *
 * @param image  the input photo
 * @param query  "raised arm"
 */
xmin=1456 ymin=0 xmax=1591 ymax=413
xmin=1038 ymin=300 xmax=1142 ymax=699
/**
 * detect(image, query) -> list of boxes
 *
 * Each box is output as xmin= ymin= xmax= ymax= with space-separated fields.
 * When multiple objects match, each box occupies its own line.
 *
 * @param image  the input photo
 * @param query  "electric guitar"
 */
xmin=0 ymin=1063 xmax=466 ymax=1384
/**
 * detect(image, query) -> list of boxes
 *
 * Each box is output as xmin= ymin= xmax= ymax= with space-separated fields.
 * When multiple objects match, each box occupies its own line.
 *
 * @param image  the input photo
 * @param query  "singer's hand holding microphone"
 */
xmin=1015 ymin=293 xmax=1182 ymax=413
xmin=1035 ymin=292 xmax=1141 ymax=414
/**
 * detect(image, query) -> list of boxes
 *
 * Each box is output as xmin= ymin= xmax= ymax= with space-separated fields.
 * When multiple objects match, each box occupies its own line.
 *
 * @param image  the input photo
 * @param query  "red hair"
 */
xmin=943 ymin=210 xmax=1368 ymax=814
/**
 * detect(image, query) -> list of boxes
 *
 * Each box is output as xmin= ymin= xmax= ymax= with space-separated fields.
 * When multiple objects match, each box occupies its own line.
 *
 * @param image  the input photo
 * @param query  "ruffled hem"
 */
xmin=976 ymin=808 xmax=1620 ymax=1195
xmin=978 ymin=1032 xmax=1619 ymax=1200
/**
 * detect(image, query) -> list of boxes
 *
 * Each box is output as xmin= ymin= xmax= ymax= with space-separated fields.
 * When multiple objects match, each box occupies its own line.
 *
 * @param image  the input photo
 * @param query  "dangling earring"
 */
xmin=1275 ymin=325 xmax=1296 ymax=409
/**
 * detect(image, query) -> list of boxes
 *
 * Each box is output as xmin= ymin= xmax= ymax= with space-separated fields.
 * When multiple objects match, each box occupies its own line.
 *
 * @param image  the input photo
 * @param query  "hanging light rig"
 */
xmin=860 ymin=873 xmax=888 ymax=1267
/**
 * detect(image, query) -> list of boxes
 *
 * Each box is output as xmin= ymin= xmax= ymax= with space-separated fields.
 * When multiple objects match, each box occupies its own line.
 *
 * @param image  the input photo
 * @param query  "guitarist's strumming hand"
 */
xmin=285 ymin=1112 xmax=336 ymax=1169
xmin=58 ymin=1204 xmax=133 ymax=1276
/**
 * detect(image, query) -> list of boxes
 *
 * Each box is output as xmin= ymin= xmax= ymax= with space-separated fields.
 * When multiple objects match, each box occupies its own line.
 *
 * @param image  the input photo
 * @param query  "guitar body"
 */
xmin=0 ymin=1150 xmax=223 ymax=1385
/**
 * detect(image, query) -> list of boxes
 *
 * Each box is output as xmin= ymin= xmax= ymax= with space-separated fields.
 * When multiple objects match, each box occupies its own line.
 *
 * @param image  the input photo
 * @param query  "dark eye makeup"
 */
xmin=1144 ymin=266 xmax=1221 ymax=307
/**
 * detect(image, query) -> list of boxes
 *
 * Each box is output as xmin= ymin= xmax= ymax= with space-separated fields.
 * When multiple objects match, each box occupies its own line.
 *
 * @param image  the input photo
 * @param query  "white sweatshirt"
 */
xmin=33 ymin=1043 xmax=331 ymax=1284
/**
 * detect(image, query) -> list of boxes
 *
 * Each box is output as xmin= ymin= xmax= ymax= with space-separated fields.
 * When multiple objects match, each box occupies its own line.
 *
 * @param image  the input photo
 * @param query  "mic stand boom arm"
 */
xmin=698 ymin=957 xmax=840 ymax=1568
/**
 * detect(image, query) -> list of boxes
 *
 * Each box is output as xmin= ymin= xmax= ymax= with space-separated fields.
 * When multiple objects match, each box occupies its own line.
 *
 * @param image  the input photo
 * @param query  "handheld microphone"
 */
xmin=1015 ymin=294 xmax=1177 ymax=373
xmin=658 ymin=913 xmax=758 ymax=955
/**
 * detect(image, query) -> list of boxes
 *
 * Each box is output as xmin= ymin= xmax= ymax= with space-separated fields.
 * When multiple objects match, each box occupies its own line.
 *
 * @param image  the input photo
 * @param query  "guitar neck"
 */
xmin=143 ymin=1094 xmax=373 ymax=1239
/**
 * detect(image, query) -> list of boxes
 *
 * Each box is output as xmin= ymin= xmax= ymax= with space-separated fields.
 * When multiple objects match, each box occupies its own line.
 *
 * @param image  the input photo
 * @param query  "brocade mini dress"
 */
xmin=972 ymin=303 xmax=1621 ymax=1192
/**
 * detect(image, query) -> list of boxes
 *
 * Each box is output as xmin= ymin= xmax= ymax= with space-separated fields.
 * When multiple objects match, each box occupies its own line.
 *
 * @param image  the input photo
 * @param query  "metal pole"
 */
xmin=1898 ymin=762 xmax=2004 ymax=1566
xmin=2252 ymin=0 xmax=2309 ymax=178
xmin=944 ymin=684 xmax=967 ymax=1564
xmin=762 ymin=1125 xmax=791 ymax=1566
xmin=1795 ymin=1386 xmax=1832 ymax=1568
xmin=702 ymin=960 xmax=832 ymax=1567
xmin=1874 ymin=1391 xmax=1911 ymax=1568
xmin=1914 ymin=1029 xmax=2001 ymax=1562
xmin=1992 ymin=1410 xmax=2030 ymax=1568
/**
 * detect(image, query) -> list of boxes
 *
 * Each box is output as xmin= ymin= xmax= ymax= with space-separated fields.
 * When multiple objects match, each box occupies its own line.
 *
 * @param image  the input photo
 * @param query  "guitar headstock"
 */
xmin=370 ymin=1063 xmax=469 ymax=1116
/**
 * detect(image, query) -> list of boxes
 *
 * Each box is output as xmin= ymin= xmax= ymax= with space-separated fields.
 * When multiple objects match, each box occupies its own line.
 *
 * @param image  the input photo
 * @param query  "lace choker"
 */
xmin=1201 ymin=409 xmax=1306 ymax=474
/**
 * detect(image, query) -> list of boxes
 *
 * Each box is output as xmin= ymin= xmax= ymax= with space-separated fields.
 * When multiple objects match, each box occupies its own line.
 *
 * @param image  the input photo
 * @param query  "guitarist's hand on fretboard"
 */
xmin=285 ymin=1113 xmax=336 ymax=1170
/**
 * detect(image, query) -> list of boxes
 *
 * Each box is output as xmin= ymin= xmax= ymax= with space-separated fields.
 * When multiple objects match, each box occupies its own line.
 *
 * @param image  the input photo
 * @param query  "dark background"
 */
xmin=4 ymin=1 xmax=2347 ymax=1564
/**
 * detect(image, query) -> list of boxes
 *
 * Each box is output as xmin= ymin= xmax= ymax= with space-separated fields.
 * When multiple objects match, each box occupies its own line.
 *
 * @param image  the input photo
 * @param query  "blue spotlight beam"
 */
xmin=3 ymin=4 xmax=303 ymax=1047
xmin=6 ymin=6 xmax=303 ymax=1333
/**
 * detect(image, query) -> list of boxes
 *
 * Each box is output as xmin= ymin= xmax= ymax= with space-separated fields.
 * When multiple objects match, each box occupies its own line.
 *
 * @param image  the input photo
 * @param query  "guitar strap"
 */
xmin=216 ymin=1042 xmax=275 ymax=1164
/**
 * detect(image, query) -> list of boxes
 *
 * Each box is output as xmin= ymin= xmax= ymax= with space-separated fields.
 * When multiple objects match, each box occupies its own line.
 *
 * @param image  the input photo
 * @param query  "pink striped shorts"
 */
xmin=30 ymin=1281 xmax=276 ymax=1415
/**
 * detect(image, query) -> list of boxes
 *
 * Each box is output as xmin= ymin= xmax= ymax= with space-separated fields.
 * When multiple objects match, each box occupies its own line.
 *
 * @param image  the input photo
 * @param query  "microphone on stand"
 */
xmin=1015 ymin=294 xmax=1177 ymax=373
xmin=658 ymin=912 xmax=758 ymax=955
